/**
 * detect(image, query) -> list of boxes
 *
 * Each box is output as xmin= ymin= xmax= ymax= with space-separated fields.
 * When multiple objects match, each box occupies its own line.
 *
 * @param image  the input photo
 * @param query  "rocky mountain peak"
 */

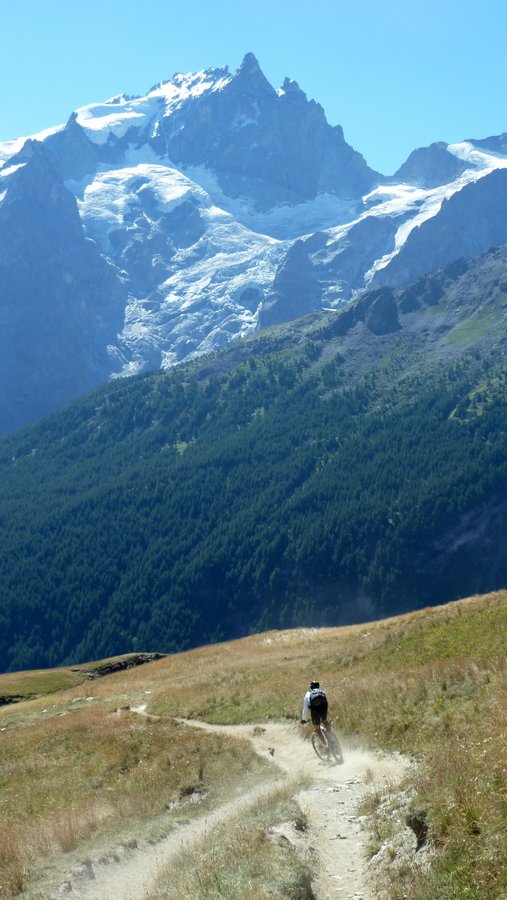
xmin=229 ymin=51 xmax=277 ymax=99
xmin=160 ymin=53 xmax=379 ymax=209
xmin=238 ymin=51 xmax=262 ymax=75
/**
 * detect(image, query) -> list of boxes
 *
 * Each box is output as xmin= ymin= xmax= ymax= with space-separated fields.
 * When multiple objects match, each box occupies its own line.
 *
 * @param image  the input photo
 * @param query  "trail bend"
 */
xmin=57 ymin=719 xmax=410 ymax=900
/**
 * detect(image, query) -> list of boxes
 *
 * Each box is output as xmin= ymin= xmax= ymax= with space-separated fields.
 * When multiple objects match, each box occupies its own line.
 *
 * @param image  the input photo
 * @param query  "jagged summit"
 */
xmin=6 ymin=55 xmax=378 ymax=213
xmin=232 ymin=51 xmax=276 ymax=97
xmin=237 ymin=51 xmax=263 ymax=76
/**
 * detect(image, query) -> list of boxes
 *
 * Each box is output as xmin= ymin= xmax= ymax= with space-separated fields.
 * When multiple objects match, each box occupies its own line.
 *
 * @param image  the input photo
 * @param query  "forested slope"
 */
xmin=1 ymin=246 xmax=507 ymax=670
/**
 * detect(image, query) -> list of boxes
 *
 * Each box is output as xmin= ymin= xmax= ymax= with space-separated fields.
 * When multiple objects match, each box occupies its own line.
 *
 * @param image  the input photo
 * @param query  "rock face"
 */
xmin=321 ymin=285 xmax=400 ymax=337
xmin=259 ymin=240 xmax=322 ymax=327
xmin=2 ymin=53 xmax=507 ymax=434
xmin=160 ymin=53 xmax=380 ymax=210
xmin=0 ymin=143 xmax=126 ymax=433
xmin=393 ymin=142 xmax=469 ymax=188
xmin=311 ymin=216 xmax=399 ymax=304
xmin=44 ymin=113 xmax=101 ymax=181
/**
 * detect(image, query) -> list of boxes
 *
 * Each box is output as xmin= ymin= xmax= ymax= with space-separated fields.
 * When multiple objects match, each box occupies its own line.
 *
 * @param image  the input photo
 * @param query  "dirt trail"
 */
xmin=183 ymin=721 xmax=410 ymax=900
xmin=56 ymin=720 xmax=410 ymax=899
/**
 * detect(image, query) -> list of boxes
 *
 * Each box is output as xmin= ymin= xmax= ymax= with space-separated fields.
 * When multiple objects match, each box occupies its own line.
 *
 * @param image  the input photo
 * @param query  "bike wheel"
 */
xmin=326 ymin=730 xmax=343 ymax=764
xmin=311 ymin=731 xmax=330 ymax=761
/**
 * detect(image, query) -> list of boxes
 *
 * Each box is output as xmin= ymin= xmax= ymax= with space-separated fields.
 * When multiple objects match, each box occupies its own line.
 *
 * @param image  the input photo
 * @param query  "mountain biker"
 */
xmin=301 ymin=680 xmax=330 ymax=745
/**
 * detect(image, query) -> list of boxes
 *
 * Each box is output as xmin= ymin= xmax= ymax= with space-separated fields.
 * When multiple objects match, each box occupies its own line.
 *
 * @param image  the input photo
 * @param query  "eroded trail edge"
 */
xmin=57 ymin=720 xmax=411 ymax=900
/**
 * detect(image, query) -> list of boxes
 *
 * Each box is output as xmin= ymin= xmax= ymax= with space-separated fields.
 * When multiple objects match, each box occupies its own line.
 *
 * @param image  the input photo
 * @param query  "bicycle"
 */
xmin=308 ymin=721 xmax=343 ymax=764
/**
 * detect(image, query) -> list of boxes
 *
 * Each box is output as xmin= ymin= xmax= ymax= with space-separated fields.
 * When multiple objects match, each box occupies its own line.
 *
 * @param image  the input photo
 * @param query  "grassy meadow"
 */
xmin=0 ymin=590 xmax=506 ymax=898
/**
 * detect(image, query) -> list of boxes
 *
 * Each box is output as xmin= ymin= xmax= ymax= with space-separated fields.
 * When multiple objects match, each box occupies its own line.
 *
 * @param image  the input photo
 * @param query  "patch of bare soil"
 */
xmin=52 ymin=720 xmax=411 ymax=899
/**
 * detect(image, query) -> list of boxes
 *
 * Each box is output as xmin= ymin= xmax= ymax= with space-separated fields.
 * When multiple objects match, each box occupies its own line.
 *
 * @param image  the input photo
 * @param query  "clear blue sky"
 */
xmin=1 ymin=0 xmax=506 ymax=174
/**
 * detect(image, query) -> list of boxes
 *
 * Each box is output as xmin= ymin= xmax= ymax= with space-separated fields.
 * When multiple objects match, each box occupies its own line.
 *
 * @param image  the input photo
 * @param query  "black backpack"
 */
xmin=309 ymin=688 xmax=327 ymax=709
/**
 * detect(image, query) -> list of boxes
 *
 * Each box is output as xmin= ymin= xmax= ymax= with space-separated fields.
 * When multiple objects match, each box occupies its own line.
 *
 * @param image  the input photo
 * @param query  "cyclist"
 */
xmin=301 ymin=680 xmax=331 ymax=745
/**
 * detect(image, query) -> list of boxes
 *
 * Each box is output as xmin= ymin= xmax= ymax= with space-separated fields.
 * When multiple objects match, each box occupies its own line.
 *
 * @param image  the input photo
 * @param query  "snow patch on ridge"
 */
xmin=0 ymin=162 xmax=26 ymax=179
xmin=0 ymin=124 xmax=64 ymax=168
xmin=149 ymin=68 xmax=232 ymax=111
xmin=0 ymin=138 xmax=26 ymax=167
xmin=448 ymin=140 xmax=507 ymax=170
xmin=76 ymin=97 xmax=160 ymax=145
xmin=75 ymin=68 xmax=232 ymax=146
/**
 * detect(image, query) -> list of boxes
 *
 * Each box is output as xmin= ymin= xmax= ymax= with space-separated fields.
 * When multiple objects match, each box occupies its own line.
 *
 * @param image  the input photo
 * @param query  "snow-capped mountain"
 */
xmin=1 ymin=52 xmax=507 ymax=433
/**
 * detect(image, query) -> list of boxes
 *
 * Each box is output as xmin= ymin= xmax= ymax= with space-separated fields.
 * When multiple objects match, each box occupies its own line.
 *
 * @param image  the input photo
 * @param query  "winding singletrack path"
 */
xmin=57 ymin=720 xmax=409 ymax=899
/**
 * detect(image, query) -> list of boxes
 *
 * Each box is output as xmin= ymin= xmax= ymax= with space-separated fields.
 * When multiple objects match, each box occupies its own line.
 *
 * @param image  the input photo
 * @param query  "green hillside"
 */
xmin=1 ymin=246 xmax=507 ymax=671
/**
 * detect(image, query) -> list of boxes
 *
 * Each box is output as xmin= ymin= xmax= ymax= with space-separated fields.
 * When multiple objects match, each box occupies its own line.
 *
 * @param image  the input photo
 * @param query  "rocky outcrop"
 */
xmin=362 ymin=287 xmax=401 ymax=335
xmin=319 ymin=285 xmax=401 ymax=337
xmin=79 ymin=652 xmax=167 ymax=679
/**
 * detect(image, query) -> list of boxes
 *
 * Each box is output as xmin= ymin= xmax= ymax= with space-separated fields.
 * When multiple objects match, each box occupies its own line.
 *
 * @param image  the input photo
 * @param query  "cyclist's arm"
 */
xmin=301 ymin=692 xmax=311 ymax=721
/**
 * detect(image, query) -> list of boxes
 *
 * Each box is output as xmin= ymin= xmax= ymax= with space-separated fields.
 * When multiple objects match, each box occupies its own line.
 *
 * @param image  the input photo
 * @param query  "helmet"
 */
xmin=310 ymin=681 xmax=320 ymax=690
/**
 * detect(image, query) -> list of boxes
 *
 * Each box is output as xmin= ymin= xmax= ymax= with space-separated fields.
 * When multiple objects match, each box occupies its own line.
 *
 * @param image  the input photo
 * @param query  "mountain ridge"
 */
xmin=2 ymin=54 xmax=507 ymax=433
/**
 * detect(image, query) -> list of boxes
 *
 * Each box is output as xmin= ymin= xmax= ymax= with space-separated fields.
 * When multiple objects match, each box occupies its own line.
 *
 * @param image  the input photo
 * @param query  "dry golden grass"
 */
xmin=0 ymin=590 xmax=506 ymax=898
xmin=0 ymin=704 xmax=272 ymax=898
